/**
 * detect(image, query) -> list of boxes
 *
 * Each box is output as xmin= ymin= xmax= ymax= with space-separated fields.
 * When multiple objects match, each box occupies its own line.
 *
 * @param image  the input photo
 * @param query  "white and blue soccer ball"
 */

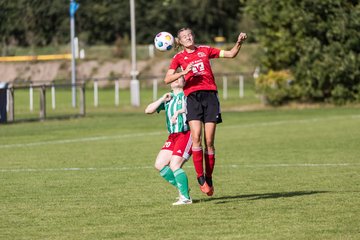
xmin=154 ymin=32 xmax=174 ymax=51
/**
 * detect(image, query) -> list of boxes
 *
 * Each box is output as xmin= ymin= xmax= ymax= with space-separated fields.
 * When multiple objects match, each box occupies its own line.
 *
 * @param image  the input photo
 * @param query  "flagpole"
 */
xmin=70 ymin=0 xmax=79 ymax=107
xmin=130 ymin=0 xmax=140 ymax=107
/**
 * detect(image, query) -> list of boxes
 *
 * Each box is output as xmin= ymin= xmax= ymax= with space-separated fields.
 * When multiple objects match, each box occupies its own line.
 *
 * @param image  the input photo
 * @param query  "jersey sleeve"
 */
xmin=208 ymin=47 xmax=221 ymax=59
xmin=156 ymin=102 xmax=165 ymax=113
xmin=169 ymin=55 xmax=180 ymax=70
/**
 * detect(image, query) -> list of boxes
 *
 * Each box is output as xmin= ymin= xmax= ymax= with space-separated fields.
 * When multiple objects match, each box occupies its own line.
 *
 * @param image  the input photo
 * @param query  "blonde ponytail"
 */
xmin=174 ymin=37 xmax=182 ymax=51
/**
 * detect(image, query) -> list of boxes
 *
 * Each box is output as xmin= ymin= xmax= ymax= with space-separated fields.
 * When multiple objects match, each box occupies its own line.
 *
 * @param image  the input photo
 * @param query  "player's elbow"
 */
xmin=164 ymin=73 xmax=176 ymax=84
xmin=145 ymin=110 xmax=153 ymax=114
xmin=164 ymin=76 xmax=171 ymax=84
xmin=144 ymin=107 xmax=153 ymax=114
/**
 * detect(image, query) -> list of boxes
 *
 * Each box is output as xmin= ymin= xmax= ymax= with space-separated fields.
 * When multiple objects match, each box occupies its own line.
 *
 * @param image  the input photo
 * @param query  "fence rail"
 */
xmin=5 ymin=83 xmax=86 ymax=123
xmin=1 ymin=72 xmax=254 ymax=123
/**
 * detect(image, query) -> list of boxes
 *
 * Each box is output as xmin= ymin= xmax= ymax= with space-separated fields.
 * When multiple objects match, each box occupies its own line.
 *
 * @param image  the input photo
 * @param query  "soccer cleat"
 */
xmin=205 ymin=177 xmax=214 ymax=196
xmin=176 ymin=190 xmax=181 ymax=200
xmin=172 ymin=195 xmax=192 ymax=206
xmin=176 ymin=188 xmax=191 ymax=200
xmin=199 ymin=181 xmax=211 ymax=194
xmin=207 ymin=186 xmax=214 ymax=196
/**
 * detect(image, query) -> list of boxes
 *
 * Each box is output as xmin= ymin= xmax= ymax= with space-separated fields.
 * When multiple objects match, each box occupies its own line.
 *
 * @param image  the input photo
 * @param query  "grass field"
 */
xmin=1 ymin=105 xmax=359 ymax=239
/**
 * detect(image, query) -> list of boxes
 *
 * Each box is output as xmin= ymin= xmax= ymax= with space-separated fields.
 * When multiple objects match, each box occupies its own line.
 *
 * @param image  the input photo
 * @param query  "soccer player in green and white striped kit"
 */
xmin=145 ymin=76 xmax=192 ymax=205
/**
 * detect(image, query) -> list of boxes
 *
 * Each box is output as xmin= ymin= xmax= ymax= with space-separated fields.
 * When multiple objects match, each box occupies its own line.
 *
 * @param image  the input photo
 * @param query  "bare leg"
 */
xmin=189 ymin=120 xmax=202 ymax=148
xmin=154 ymin=150 xmax=172 ymax=171
xmin=204 ymin=122 xmax=216 ymax=153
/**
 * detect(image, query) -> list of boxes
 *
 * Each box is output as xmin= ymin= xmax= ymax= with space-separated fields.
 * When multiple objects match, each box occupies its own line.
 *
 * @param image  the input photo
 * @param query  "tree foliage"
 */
xmin=0 ymin=0 xmax=243 ymax=48
xmin=247 ymin=0 xmax=360 ymax=104
xmin=2 ymin=0 xmax=359 ymax=105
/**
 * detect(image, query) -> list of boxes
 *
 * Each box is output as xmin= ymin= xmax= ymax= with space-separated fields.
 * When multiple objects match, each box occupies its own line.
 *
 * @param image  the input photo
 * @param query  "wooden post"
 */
xmin=39 ymin=85 xmax=46 ymax=120
xmin=79 ymin=83 xmax=86 ymax=116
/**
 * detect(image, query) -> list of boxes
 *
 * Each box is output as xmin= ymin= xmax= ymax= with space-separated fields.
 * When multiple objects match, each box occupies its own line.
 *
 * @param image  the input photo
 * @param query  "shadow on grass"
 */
xmin=194 ymin=191 xmax=330 ymax=204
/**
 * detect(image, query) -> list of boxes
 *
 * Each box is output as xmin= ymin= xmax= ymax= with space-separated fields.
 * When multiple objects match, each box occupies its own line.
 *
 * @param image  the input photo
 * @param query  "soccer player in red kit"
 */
xmin=164 ymin=28 xmax=247 ymax=196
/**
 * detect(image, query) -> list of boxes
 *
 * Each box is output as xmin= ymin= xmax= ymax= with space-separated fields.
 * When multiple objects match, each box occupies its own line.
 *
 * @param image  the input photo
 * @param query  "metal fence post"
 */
xmin=223 ymin=75 xmax=228 ymax=100
xmin=148 ymin=44 xmax=154 ymax=58
xmin=29 ymin=83 xmax=33 ymax=112
xmin=115 ymin=79 xmax=119 ymax=106
xmin=94 ymin=79 xmax=98 ymax=107
xmin=7 ymin=88 xmax=14 ymax=122
xmin=153 ymin=79 xmax=158 ymax=101
xmin=239 ymin=75 xmax=244 ymax=98
xmin=51 ymin=83 xmax=56 ymax=109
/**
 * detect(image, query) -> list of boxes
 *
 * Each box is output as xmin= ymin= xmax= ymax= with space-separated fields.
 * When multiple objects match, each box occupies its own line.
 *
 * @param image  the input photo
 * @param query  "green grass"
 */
xmin=0 ymin=106 xmax=359 ymax=239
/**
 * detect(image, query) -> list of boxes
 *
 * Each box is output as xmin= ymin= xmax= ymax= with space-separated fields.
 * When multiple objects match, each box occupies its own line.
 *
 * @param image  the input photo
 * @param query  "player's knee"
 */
xmin=154 ymin=162 xmax=164 ymax=171
xmin=191 ymin=135 xmax=202 ymax=146
xmin=190 ymin=124 xmax=202 ymax=145
xmin=169 ymin=157 xmax=183 ymax=171
xmin=169 ymin=163 xmax=180 ymax=172
xmin=205 ymin=145 xmax=215 ymax=153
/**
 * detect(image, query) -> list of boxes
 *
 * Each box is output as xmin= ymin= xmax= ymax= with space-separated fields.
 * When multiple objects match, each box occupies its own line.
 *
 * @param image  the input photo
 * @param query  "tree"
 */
xmin=247 ymin=0 xmax=360 ymax=104
xmin=0 ymin=0 xmax=245 ymax=48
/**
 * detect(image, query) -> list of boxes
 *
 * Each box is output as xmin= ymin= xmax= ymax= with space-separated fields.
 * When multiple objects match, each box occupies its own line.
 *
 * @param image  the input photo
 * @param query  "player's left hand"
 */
xmin=163 ymin=93 xmax=172 ymax=102
xmin=171 ymin=114 xmax=177 ymax=124
xmin=237 ymin=32 xmax=247 ymax=44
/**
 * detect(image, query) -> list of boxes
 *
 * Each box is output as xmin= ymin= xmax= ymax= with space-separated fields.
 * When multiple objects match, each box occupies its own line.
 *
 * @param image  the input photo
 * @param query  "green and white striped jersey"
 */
xmin=157 ymin=91 xmax=189 ymax=133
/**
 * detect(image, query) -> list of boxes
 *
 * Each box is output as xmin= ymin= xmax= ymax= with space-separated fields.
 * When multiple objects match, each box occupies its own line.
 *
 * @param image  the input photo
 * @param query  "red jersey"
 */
xmin=169 ymin=45 xmax=221 ymax=96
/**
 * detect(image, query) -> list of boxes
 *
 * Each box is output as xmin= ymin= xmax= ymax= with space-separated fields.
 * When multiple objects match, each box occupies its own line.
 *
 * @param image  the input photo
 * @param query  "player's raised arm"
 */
xmin=144 ymin=93 xmax=171 ymax=114
xmin=164 ymin=63 xmax=193 ymax=85
xmin=221 ymin=32 xmax=248 ymax=58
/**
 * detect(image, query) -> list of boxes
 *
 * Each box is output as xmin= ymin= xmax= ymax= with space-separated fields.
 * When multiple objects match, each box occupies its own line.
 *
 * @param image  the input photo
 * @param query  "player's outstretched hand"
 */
xmin=184 ymin=62 xmax=194 ymax=75
xmin=237 ymin=32 xmax=247 ymax=44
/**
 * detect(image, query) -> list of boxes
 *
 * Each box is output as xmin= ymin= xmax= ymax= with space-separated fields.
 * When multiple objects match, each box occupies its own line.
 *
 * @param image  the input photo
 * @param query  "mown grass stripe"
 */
xmin=1 ymin=163 xmax=359 ymax=173
xmin=1 ymin=114 xmax=359 ymax=149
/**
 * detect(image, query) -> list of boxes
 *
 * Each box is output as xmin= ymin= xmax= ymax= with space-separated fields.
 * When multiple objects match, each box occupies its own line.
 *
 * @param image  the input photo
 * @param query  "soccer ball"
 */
xmin=154 ymin=32 xmax=174 ymax=51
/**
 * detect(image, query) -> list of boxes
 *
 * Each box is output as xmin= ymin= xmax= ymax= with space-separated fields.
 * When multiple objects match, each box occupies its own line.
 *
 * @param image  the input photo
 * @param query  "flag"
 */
xmin=70 ymin=1 xmax=79 ymax=17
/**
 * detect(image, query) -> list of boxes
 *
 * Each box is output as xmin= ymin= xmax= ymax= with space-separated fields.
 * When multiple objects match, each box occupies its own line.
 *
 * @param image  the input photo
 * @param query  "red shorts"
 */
xmin=161 ymin=131 xmax=192 ymax=160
